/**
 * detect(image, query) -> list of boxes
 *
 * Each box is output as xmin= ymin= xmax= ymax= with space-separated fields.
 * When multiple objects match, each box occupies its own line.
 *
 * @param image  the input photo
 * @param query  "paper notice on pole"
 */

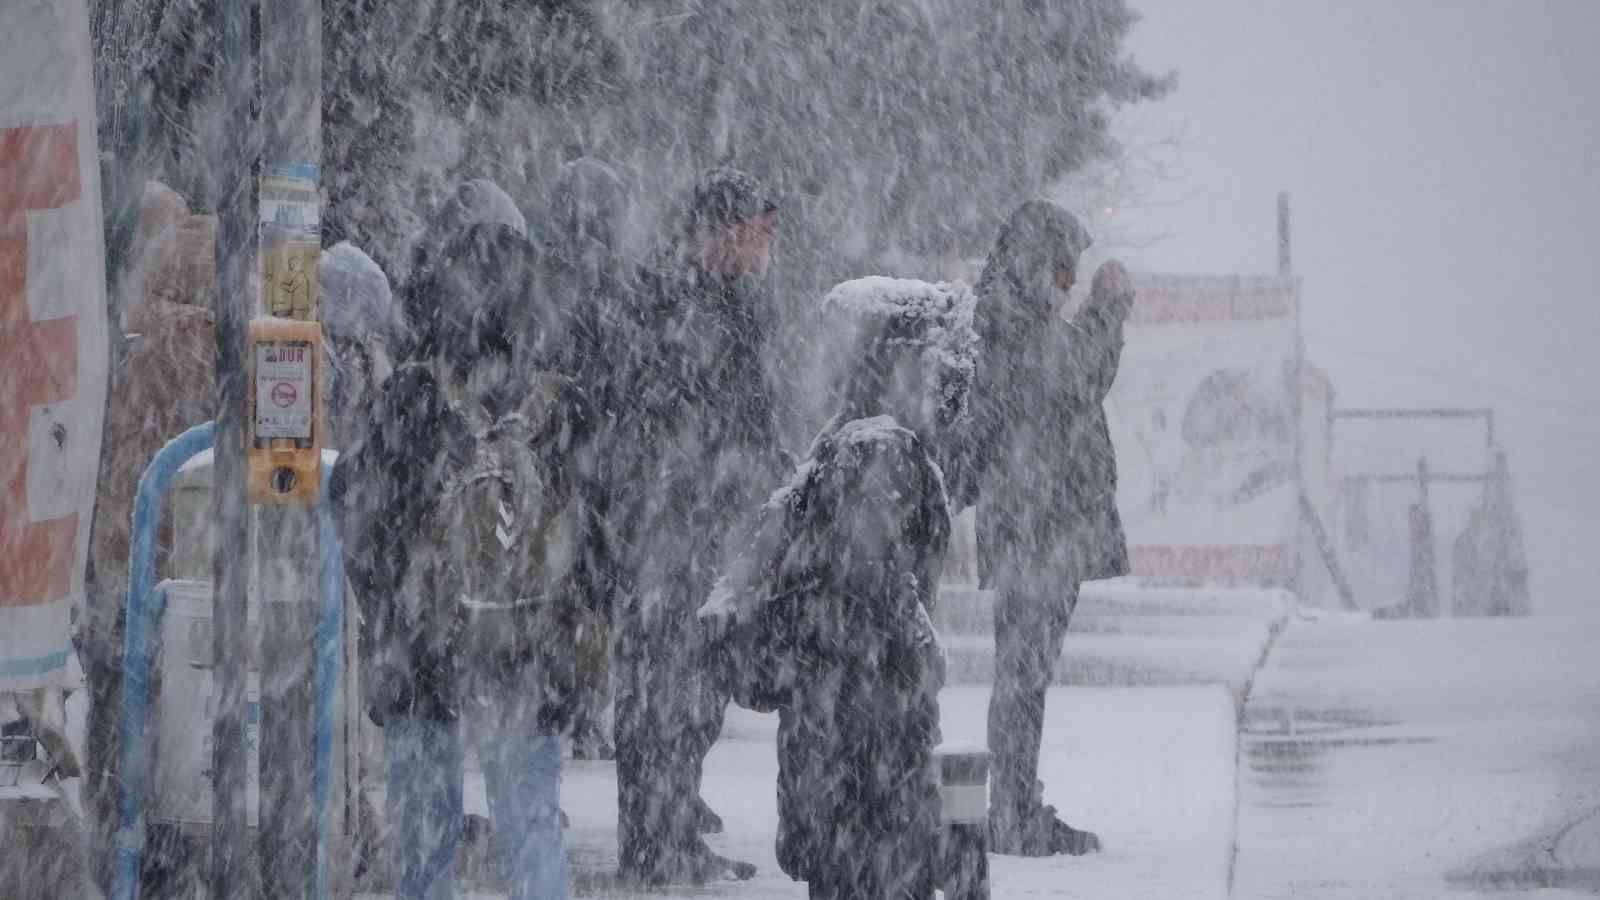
xmin=254 ymin=341 xmax=313 ymax=439
xmin=259 ymin=164 xmax=320 ymax=320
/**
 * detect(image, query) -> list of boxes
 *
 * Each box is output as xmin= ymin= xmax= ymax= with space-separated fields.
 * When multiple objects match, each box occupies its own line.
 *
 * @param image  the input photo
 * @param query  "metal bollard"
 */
xmin=935 ymin=742 xmax=990 ymax=900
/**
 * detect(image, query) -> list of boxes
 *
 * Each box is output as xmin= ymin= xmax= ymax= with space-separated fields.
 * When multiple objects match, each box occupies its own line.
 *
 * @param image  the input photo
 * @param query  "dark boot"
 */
xmin=990 ymin=802 xmax=1101 ymax=857
xmin=693 ymin=795 xmax=725 ymax=834
xmin=682 ymin=849 xmax=756 ymax=883
xmin=571 ymin=729 xmax=615 ymax=761
xmin=1049 ymin=815 xmax=1102 ymax=856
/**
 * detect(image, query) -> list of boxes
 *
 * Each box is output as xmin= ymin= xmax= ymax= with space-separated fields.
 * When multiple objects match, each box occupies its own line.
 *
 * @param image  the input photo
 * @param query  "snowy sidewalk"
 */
xmin=939 ymin=583 xmax=1292 ymax=705
xmin=1233 ymin=613 xmax=1600 ymax=899
xmin=360 ymin=683 xmax=1239 ymax=899
xmin=353 ymin=581 xmax=1292 ymax=898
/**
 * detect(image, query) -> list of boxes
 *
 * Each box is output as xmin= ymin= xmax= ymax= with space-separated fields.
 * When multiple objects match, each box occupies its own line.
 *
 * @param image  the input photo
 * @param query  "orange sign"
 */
xmin=0 ymin=123 xmax=82 ymax=609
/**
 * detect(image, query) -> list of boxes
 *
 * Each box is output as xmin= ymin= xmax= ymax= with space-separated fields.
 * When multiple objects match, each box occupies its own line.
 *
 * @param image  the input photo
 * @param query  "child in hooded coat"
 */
xmin=705 ymin=277 xmax=977 ymax=900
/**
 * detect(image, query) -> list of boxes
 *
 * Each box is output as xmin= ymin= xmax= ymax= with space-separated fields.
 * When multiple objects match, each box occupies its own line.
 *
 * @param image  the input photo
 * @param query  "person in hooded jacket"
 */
xmin=966 ymin=200 xmax=1135 ymax=856
xmin=319 ymin=240 xmax=397 ymax=453
xmin=705 ymin=277 xmax=977 ymax=900
xmin=330 ymin=179 xmax=604 ymax=900
xmin=542 ymin=156 xmax=637 ymax=761
xmin=611 ymin=167 xmax=781 ymax=885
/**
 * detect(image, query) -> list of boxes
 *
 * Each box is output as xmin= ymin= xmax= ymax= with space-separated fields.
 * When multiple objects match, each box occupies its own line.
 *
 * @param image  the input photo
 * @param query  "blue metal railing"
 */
xmin=111 ymin=423 xmax=344 ymax=900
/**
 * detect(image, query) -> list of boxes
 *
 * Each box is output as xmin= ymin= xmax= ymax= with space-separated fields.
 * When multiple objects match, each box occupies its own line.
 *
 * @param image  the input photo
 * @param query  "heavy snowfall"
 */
xmin=2 ymin=1 xmax=1597 ymax=898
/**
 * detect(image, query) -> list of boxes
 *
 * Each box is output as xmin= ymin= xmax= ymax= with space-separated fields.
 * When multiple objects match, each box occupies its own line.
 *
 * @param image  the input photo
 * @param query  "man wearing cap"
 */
xmin=612 ymin=167 xmax=781 ymax=885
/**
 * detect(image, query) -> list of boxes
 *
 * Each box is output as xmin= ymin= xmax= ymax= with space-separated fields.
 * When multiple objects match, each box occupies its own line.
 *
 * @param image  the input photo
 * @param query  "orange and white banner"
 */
xmin=1 ymin=0 xmax=109 ymax=691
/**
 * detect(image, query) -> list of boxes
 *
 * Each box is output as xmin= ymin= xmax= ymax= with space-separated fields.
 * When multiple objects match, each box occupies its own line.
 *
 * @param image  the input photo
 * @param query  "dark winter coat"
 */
xmin=543 ymin=158 xmax=636 ymax=716
xmin=544 ymin=158 xmax=633 ymax=393
xmin=543 ymin=158 xmax=642 ymax=570
xmin=970 ymin=202 xmax=1132 ymax=586
xmin=634 ymin=166 xmax=783 ymax=472
xmin=637 ymin=253 xmax=780 ymax=459
xmin=710 ymin=416 xmax=948 ymax=890
xmin=622 ymin=231 xmax=785 ymax=600
xmin=330 ymin=223 xmax=606 ymax=726
xmin=702 ymin=275 xmax=973 ymax=893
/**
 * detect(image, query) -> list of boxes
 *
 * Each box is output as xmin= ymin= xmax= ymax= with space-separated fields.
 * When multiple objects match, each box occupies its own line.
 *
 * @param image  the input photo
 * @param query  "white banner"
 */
xmin=1105 ymin=275 xmax=1299 ymax=582
xmin=1 ymin=0 xmax=109 ymax=691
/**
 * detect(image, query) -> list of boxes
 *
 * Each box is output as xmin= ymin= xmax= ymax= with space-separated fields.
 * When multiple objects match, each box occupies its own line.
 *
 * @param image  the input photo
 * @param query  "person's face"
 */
xmin=1052 ymin=260 xmax=1079 ymax=317
xmin=1053 ymin=260 xmax=1076 ymax=293
xmin=699 ymin=211 xmax=778 ymax=277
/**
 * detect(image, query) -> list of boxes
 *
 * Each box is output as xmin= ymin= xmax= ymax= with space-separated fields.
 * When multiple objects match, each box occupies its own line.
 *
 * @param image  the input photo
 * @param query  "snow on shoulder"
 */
xmin=833 ymin=414 xmax=917 ymax=448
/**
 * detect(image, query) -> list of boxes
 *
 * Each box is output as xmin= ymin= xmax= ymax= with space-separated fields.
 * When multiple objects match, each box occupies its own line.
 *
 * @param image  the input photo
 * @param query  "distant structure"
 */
xmin=1330 ymin=410 xmax=1530 ymax=617
xmin=943 ymin=193 xmax=1531 ymax=615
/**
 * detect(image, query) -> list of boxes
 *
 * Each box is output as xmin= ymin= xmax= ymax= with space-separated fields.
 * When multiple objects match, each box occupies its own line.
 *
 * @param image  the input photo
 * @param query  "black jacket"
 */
xmin=710 ymin=415 xmax=947 ymax=888
xmin=636 ymin=253 xmax=780 ymax=460
xmin=618 ymin=249 xmax=785 ymax=594
xmin=330 ymin=225 xmax=608 ymax=725
xmin=970 ymin=204 xmax=1133 ymax=585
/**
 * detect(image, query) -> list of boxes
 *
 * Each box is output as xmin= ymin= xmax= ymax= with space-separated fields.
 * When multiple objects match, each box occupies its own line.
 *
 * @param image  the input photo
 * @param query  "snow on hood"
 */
xmin=833 ymin=413 xmax=917 ymax=447
xmin=439 ymin=179 xmax=527 ymax=239
xmin=821 ymin=275 xmax=979 ymax=424
xmin=548 ymin=156 xmax=628 ymax=258
xmin=320 ymin=241 xmax=395 ymax=345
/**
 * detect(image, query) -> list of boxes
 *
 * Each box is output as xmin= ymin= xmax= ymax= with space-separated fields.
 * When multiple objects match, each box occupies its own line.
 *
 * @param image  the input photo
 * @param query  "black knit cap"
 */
xmin=684 ymin=166 xmax=780 ymax=235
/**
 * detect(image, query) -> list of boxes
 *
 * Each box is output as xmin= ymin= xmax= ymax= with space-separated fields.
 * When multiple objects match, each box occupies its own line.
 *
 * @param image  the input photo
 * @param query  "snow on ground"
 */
xmin=1234 ymin=613 xmax=1600 ymax=899
xmin=350 ymin=580 xmax=1280 ymax=898
xmin=361 ymin=683 xmax=1238 ymax=898
xmin=941 ymin=684 xmax=1237 ymax=900
xmin=938 ymin=583 xmax=1291 ymax=704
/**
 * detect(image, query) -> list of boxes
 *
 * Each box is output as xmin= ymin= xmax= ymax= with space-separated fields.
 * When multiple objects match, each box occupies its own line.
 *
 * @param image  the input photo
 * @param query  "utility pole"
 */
xmin=1277 ymin=190 xmax=1292 ymax=278
xmin=210 ymin=0 xmax=259 ymax=895
xmin=258 ymin=0 xmax=324 ymax=896
xmin=1280 ymin=190 xmax=1307 ymax=597
xmin=213 ymin=1 xmax=322 ymax=897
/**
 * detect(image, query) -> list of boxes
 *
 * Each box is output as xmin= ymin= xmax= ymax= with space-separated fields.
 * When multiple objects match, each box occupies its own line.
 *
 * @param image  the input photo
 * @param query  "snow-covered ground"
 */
xmin=938 ymin=582 xmax=1291 ymax=703
xmin=558 ymin=684 xmax=1238 ymax=899
xmin=351 ymin=580 xmax=1283 ymax=898
xmin=1234 ymin=612 xmax=1600 ymax=899
xmin=41 ymin=585 xmax=1600 ymax=898
xmin=353 ymin=683 xmax=1238 ymax=899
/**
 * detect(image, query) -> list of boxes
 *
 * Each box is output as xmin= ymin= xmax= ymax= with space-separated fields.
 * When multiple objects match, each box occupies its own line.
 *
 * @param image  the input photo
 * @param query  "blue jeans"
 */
xmin=385 ymin=702 xmax=569 ymax=900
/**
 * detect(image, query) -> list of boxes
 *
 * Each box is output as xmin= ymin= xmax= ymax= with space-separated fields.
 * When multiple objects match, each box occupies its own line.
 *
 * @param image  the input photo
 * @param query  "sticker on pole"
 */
xmin=259 ymin=163 xmax=320 ymax=320
xmin=255 ymin=341 xmax=313 ymax=439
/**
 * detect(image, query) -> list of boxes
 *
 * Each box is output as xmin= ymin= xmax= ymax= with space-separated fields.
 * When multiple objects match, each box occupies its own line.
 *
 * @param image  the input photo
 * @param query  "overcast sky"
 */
xmin=1105 ymin=0 xmax=1599 ymax=615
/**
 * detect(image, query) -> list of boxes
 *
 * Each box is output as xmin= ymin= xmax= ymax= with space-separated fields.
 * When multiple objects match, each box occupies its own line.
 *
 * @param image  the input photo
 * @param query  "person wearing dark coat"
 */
xmin=330 ymin=179 xmax=605 ymax=899
xmin=705 ymin=277 xmax=977 ymax=900
xmin=543 ymin=156 xmax=636 ymax=761
xmin=611 ymin=167 xmax=781 ymax=885
xmin=968 ymin=200 xmax=1134 ymax=857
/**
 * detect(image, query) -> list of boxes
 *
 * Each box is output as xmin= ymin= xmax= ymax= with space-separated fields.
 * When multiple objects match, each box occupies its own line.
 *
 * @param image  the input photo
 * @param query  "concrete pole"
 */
xmin=1277 ymin=190 xmax=1292 ymax=278
xmin=256 ymin=1 xmax=323 ymax=896
xmin=211 ymin=0 xmax=259 ymax=895
xmin=212 ymin=0 xmax=322 ymax=896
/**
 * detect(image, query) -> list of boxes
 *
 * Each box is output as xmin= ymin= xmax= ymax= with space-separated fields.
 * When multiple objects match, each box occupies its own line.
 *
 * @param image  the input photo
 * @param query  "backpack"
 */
xmin=430 ymin=368 xmax=580 ymax=686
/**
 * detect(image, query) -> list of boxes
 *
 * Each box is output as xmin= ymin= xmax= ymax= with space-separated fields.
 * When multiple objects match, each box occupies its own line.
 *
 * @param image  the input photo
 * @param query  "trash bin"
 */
xmin=935 ymin=741 xmax=990 ymax=900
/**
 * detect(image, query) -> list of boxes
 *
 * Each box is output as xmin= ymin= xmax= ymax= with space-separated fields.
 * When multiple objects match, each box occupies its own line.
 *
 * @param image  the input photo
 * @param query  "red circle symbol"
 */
xmin=270 ymin=381 xmax=297 ymax=408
